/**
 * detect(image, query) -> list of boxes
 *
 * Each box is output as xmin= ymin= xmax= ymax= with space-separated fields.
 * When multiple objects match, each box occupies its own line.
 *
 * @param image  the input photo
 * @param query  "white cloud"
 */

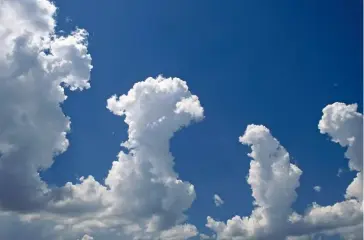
xmin=199 ymin=233 xmax=212 ymax=239
xmin=159 ymin=224 xmax=198 ymax=240
xmin=207 ymin=124 xmax=302 ymax=239
xmin=288 ymin=102 xmax=363 ymax=238
xmin=206 ymin=103 xmax=363 ymax=240
xmin=99 ymin=75 xmax=203 ymax=238
xmin=1 ymin=1 xmax=362 ymax=239
xmin=0 ymin=0 xmax=91 ymax=212
xmin=318 ymin=103 xmax=363 ymax=173
xmin=80 ymin=234 xmax=94 ymax=240
xmin=11 ymin=75 xmax=204 ymax=240
xmin=313 ymin=186 xmax=321 ymax=192
xmin=0 ymin=0 xmax=204 ymax=239
xmin=213 ymin=194 xmax=224 ymax=207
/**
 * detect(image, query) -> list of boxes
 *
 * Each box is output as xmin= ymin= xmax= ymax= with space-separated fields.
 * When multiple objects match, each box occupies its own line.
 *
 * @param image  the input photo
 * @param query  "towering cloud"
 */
xmin=207 ymin=125 xmax=302 ymax=239
xmin=100 ymin=75 xmax=204 ymax=238
xmin=0 ymin=0 xmax=92 ymax=212
xmin=50 ymin=76 xmax=204 ymax=239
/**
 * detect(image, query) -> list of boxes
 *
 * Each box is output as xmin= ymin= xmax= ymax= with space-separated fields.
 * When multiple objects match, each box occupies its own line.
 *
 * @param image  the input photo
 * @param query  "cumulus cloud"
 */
xmin=80 ymin=234 xmax=94 ymax=240
xmin=159 ymin=224 xmax=198 ymax=240
xmin=0 ymin=0 xmax=204 ymax=239
xmin=207 ymin=125 xmax=302 ymax=239
xmin=319 ymin=103 xmax=363 ymax=202
xmin=213 ymin=194 xmax=224 ymax=207
xmin=0 ymin=75 xmax=204 ymax=239
xmin=54 ymin=76 xmax=203 ymax=239
xmin=0 ymin=0 xmax=91 ymax=212
xmin=288 ymin=102 xmax=363 ymax=238
xmin=98 ymin=75 xmax=203 ymax=238
xmin=200 ymin=233 xmax=212 ymax=239
xmin=1 ymin=1 xmax=362 ymax=240
xmin=313 ymin=186 xmax=321 ymax=193
xmin=206 ymin=103 xmax=363 ymax=240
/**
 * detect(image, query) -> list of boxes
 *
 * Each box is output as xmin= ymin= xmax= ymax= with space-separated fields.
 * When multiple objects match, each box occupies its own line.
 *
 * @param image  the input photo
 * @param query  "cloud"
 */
xmin=1 ymin=75 xmax=205 ymax=239
xmin=98 ymin=75 xmax=203 ymax=238
xmin=287 ymin=102 xmax=363 ymax=238
xmin=1 ymin=0 xmax=362 ymax=239
xmin=80 ymin=235 xmax=94 ymax=240
xmin=0 ymin=0 xmax=204 ymax=239
xmin=318 ymin=103 xmax=363 ymax=202
xmin=0 ymin=0 xmax=92 ymax=212
xmin=159 ymin=224 xmax=198 ymax=240
xmin=199 ymin=233 xmax=212 ymax=239
xmin=318 ymin=103 xmax=363 ymax=173
xmin=206 ymin=103 xmax=363 ymax=239
xmin=213 ymin=194 xmax=224 ymax=207
xmin=207 ymin=125 xmax=302 ymax=239
xmin=313 ymin=186 xmax=321 ymax=193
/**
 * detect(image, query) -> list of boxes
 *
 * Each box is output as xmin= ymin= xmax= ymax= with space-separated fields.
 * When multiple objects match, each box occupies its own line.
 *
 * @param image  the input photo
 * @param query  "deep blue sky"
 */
xmin=44 ymin=0 xmax=362 ymax=237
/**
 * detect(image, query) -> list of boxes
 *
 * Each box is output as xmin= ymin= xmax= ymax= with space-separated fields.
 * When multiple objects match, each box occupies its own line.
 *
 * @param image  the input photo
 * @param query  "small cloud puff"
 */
xmin=213 ymin=194 xmax=224 ymax=207
xmin=313 ymin=186 xmax=321 ymax=192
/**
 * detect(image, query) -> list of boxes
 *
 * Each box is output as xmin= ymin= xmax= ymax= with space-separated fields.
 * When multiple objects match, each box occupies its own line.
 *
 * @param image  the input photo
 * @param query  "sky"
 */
xmin=0 ymin=0 xmax=362 ymax=240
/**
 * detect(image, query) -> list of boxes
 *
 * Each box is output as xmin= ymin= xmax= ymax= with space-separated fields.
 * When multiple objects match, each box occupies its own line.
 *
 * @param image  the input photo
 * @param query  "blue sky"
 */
xmin=47 ymin=0 xmax=362 ymax=233
xmin=0 ymin=0 xmax=362 ymax=239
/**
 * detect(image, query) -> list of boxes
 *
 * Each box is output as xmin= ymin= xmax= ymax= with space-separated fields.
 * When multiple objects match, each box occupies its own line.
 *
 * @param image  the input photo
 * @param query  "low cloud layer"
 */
xmin=0 ymin=0 xmax=362 ymax=240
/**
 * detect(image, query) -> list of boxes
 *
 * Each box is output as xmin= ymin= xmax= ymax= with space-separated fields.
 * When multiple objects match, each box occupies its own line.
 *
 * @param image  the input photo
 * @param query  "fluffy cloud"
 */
xmin=0 ymin=0 xmax=203 ymax=239
xmin=318 ymin=103 xmax=363 ymax=173
xmin=288 ymin=103 xmax=363 ymax=238
xmin=214 ymin=194 xmax=224 ymax=207
xmin=206 ymin=103 xmax=363 ymax=240
xmin=97 ymin=75 xmax=203 ymax=238
xmin=49 ymin=76 xmax=203 ymax=239
xmin=159 ymin=224 xmax=198 ymax=240
xmin=0 ymin=73 xmax=204 ymax=239
xmin=0 ymin=0 xmax=91 ymax=212
xmin=319 ymin=103 xmax=363 ymax=202
xmin=1 ymin=0 xmax=362 ymax=239
xmin=207 ymin=125 xmax=302 ymax=239
xmin=200 ymin=233 xmax=213 ymax=239
xmin=80 ymin=235 xmax=94 ymax=240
